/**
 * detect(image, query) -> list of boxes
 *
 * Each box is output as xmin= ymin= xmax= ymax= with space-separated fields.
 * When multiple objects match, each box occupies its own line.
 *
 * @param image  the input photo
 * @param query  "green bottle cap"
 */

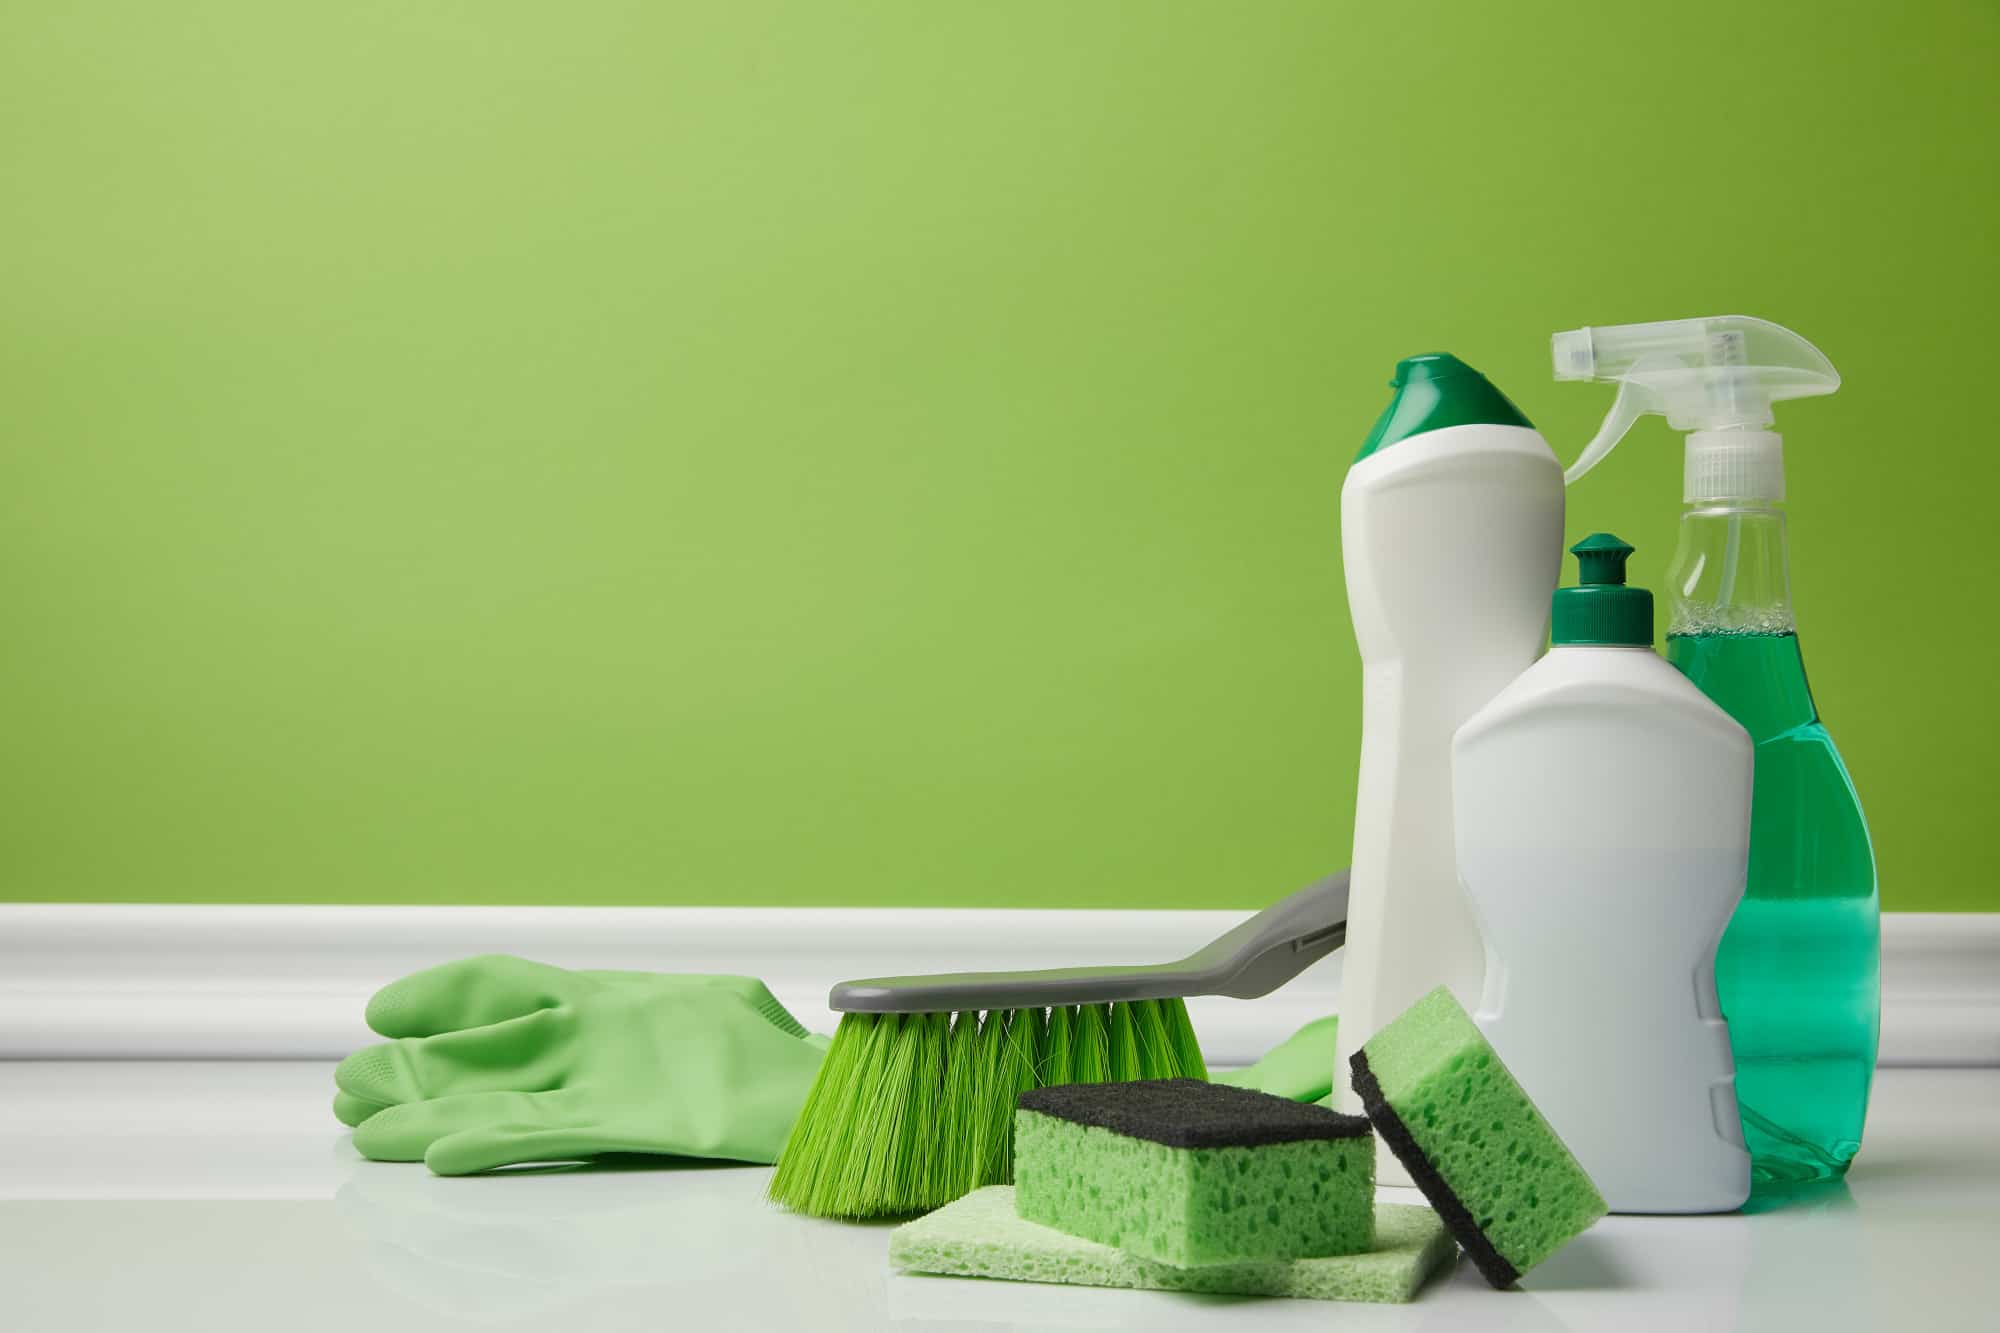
xmin=1551 ymin=533 xmax=1653 ymax=646
xmin=1354 ymin=353 xmax=1534 ymax=464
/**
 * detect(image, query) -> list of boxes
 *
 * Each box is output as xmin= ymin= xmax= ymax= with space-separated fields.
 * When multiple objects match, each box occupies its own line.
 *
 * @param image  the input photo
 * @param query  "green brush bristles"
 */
xmin=769 ymin=999 xmax=1208 ymax=1220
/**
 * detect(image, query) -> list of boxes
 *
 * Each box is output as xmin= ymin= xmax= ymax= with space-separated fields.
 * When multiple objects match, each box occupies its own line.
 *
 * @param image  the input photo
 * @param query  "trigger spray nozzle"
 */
xmin=1552 ymin=315 xmax=1840 ymax=502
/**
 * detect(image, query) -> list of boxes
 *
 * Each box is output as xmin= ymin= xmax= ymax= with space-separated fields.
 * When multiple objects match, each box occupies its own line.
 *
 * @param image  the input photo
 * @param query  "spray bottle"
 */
xmin=1332 ymin=354 xmax=1565 ymax=1182
xmin=1554 ymin=315 xmax=1880 ymax=1183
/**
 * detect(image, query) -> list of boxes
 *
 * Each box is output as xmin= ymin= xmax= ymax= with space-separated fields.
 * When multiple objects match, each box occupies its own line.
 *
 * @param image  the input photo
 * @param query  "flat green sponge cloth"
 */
xmin=891 ymin=1186 xmax=1453 ymax=1304
xmin=1013 ymin=1078 xmax=1373 ymax=1267
xmin=1351 ymin=986 xmax=1607 ymax=1288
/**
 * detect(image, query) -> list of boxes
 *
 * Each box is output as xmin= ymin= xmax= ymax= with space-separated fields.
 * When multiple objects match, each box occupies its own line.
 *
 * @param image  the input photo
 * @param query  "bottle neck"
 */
xmin=1664 ymin=501 xmax=1794 ymax=637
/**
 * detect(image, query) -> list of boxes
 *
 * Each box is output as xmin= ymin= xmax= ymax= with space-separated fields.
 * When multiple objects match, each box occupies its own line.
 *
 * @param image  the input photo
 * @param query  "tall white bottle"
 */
xmin=1453 ymin=534 xmax=1753 ymax=1212
xmin=1332 ymin=354 xmax=1563 ymax=1183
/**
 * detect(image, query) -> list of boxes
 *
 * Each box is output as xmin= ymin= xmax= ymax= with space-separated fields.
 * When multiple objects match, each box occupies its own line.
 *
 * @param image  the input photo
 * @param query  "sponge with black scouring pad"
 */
xmin=892 ymin=1186 xmax=1453 ymax=1304
xmin=1351 ymin=986 xmax=1607 ymax=1288
xmin=1013 ymin=1077 xmax=1374 ymax=1267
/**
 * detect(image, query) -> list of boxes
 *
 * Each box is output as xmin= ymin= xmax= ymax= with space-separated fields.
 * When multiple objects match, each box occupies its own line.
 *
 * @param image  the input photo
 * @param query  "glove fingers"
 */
xmin=423 ymin=1122 xmax=625 ymax=1176
xmin=365 ymin=955 xmax=579 ymax=1038
xmin=350 ymin=1089 xmax=571 ymax=1163
xmin=336 ymin=1006 xmax=572 ymax=1107
xmin=333 ymin=1089 xmax=391 ymax=1128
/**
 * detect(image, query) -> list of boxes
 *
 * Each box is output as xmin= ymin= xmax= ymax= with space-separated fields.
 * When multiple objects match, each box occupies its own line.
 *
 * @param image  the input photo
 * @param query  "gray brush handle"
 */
xmin=830 ymin=869 xmax=1349 ymax=1014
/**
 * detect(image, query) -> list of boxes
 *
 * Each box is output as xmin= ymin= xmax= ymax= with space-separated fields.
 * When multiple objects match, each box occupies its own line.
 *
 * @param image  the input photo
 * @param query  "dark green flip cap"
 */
xmin=1355 ymin=353 xmax=1534 ymax=464
xmin=1551 ymin=533 xmax=1652 ymax=646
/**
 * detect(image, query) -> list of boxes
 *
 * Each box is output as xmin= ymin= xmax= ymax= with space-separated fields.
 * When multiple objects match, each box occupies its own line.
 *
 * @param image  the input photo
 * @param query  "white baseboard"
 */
xmin=1876 ymin=912 xmax=2000 ymax=1066
xmin=1 ymin=905 xmax=1992 ymax=1067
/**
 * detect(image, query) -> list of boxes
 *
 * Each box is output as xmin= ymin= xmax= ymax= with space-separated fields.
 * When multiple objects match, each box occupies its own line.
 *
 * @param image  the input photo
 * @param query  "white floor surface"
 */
xmin=1 ymin=1062 xmax=1994 ymax=1331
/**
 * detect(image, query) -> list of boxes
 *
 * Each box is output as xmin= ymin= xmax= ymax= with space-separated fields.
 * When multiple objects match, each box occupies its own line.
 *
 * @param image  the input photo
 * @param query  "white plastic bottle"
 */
xmin=1332 ymin=354 xmax=1564 ymax=1183
xmin=1453 ymin=533 xmax=1753 ymax=1213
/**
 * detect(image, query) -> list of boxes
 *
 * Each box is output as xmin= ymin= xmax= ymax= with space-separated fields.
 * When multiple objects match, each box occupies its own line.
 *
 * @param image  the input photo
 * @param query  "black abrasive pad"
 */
xmin=1017 ymin=1077 xmax=1370 ymax=1149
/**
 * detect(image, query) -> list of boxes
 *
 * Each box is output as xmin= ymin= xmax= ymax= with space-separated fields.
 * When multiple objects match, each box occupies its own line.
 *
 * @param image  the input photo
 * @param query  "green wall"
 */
xmin=2 ymin=2 xmax=1993 ymax=911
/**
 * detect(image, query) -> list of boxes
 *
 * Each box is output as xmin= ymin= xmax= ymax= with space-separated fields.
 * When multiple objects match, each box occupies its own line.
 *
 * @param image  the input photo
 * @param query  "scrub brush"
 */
xmin=768 ymin=871 xmax=1349 ymax=1219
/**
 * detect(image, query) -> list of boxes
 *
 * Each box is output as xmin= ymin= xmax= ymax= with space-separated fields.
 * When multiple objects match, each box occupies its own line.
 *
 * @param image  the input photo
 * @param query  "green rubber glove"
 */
xmin=334 ymin=955 xmax=827 ymax=1174
xmin=1216 ymin=1014 xmax=1340 ymax=1104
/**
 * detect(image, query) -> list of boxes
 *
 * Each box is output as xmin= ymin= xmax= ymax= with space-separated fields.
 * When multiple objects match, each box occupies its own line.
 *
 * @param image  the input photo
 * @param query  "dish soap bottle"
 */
xmin=1332 ymin=354 xmax=1564 ymax=1183
xmin=1554 ymin=316 xmax=1880 ymax=1184
xmin=1453 ymin=534 xmax=1754 ymax=1212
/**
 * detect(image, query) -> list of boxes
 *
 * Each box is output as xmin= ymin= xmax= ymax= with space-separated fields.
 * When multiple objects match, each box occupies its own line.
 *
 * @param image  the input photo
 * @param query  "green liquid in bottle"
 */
xmin=1666 ymin=631 xmax=1880 ymax=1183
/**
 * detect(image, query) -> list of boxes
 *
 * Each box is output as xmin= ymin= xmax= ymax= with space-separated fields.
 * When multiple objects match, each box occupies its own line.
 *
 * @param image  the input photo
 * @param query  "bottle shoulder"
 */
xmin=1459 ymin=648 xmax=1750 ymax=749
xmin=1342 ymin=422 xmax=1558 ymax=494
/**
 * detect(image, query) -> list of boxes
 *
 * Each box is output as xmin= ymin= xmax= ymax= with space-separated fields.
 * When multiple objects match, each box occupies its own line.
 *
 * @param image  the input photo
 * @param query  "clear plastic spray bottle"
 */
xmin=1554 ymin=316 xmax=1879 ymax=1184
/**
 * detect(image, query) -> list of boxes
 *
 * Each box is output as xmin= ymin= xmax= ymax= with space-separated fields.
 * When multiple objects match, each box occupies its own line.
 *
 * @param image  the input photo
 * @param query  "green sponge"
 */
xmin=1012 ymin=1078 xmax=1373 ymax=1266
xmin=1351 ymin=986 xmax=1607 ymax=1287
xmin=891 ymin=1186 xmax=1453 ymax=1304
